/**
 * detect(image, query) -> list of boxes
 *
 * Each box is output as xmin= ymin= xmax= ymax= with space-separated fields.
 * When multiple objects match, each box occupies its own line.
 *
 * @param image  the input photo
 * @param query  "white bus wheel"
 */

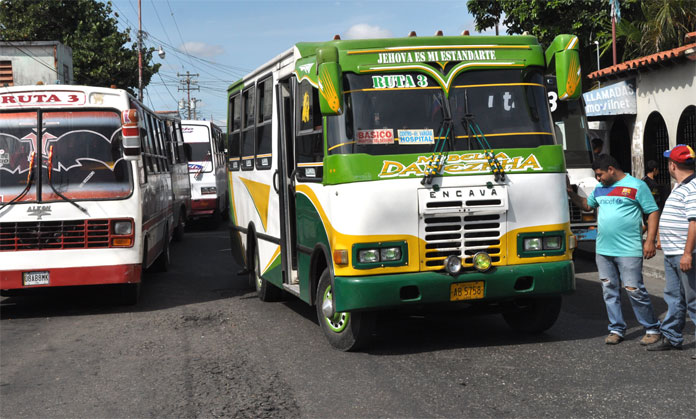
xmin=316 ymin=269 xmax=374 ymax=352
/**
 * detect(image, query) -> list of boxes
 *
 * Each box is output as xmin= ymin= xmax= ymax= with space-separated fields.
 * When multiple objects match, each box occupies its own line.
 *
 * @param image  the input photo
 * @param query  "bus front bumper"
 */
xmin=333 ymin=261 xmax=574 ymax=312
xmin=0 ymin=264 xmax=142 ymax=290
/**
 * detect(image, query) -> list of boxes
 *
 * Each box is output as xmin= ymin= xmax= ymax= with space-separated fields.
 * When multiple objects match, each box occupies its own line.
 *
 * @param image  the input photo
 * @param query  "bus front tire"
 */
xmin=253 ymin=242 xmax=282 ymax=302
xmin=316 ymin=269 xmax=374 ymax=352
xmin=502 ymin=296 xmax=562 ymax=334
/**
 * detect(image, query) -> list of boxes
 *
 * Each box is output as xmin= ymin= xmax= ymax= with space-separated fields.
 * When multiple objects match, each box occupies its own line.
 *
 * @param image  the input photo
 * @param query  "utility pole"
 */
xmin=177 ymin=71 xmax=199 ymax=119
xmin=138 ymin=0 xmax=143 ymax=100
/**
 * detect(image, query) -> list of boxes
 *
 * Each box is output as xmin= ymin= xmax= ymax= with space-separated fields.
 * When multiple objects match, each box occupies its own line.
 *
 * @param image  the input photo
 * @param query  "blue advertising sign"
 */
xmin=583 ymin=79 xmax=637 ymax=117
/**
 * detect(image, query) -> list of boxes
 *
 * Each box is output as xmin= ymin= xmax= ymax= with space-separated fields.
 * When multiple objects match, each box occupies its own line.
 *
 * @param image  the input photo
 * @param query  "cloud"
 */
xmin=344 ymin=23 xmax=392 ymax=40
xmin=178 ymin=42 xmax=224 ymax=58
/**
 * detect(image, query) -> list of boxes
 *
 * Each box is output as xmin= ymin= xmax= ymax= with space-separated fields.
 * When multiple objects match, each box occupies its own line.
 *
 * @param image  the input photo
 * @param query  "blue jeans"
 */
xmin=660 ymin=254 xmax=696 ymax=346
xmin=596 ymin=254 xmax=661 ymax=336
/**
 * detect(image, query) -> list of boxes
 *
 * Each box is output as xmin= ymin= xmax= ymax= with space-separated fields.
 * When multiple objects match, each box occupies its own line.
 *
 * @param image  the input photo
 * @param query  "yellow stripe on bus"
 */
xmin=239 ymin=177 xmax=271 ymax=231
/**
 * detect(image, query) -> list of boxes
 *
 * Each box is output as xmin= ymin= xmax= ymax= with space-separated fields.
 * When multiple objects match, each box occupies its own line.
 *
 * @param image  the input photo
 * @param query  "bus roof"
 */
xmin=226 ymin=34 xmax=544 ymax=92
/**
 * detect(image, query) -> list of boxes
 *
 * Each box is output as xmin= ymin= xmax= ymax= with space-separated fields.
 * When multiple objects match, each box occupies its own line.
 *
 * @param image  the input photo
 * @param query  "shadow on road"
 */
xmin=0 ymin=221 xmax=247 ymax=320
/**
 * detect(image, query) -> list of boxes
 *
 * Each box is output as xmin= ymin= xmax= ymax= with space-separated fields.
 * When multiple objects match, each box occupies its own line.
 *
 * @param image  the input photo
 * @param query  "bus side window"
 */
xmin=256 ymin=76 xmax=273 ymax=170
xmin=228 ymin=93 xmax=241 ymax=171
xmin=158 ymin=119 xmax=172 ymax=170
xmin=295 ymin=79 xmax=323 ymax=182
xmin=139 ymin=110 xmax=155 ymax=175
xmin=241 ymin=87 xmax=255 ymax=171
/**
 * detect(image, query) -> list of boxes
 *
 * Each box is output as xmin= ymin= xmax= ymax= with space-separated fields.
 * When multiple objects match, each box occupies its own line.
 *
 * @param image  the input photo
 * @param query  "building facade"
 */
xmin=584 ymin=32 xmax=696 ymax=192
xmin=0 ymin=41 xmax=73 ymax=87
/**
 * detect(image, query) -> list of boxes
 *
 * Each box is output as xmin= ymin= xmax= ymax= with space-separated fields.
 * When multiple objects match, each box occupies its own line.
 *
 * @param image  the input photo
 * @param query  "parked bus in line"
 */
xmin=0 ymin=85 xmax=178 ymax=304
xmin=181 ymin=120 xmax=228 ymax=222
xmin=546 ymin=75 xmax=598 ymax=241
xmin=158 ymin=113 xmax=192 ymax=240
xmin=226 ymin=32 xmax=582 ymax=350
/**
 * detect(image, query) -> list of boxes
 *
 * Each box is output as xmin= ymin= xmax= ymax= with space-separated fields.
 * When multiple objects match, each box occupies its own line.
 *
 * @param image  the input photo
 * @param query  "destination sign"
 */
xmin=376 ymin=49 xmax=497 ymax=64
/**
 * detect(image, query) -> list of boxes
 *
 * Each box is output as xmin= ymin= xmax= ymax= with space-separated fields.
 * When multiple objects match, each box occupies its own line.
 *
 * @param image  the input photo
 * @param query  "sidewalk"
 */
xmin=576 ymin=241 xmax=665 ymax=281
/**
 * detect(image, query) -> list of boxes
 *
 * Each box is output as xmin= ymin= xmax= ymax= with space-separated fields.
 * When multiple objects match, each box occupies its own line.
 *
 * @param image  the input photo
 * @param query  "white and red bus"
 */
xmin=0 ymin=85 xmax=177 ymax=304
xmin=181 ymin=120 xmax=228 ymax=221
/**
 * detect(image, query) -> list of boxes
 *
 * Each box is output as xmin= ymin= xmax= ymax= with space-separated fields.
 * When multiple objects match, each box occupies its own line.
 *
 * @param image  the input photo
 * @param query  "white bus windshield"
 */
xmin=327 ymin=69 xmax=554 ymax=155
xmin=0 ymin=110 xmax=132 ymax=203
xmin=182 ymin=124 xmax=213 ymax=171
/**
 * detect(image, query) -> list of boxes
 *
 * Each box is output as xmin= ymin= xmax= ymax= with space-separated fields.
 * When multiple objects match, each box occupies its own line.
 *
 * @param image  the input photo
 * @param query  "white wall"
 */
xmin=0 ymin=42 xmax=73 ymax=86
xmin=629 ymin=60 xmax=696 ymax=177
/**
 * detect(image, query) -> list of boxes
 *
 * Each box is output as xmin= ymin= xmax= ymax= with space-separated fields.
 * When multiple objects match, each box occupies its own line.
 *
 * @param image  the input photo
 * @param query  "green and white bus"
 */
xmin=226 ymin=32 xmax=582 ymax=350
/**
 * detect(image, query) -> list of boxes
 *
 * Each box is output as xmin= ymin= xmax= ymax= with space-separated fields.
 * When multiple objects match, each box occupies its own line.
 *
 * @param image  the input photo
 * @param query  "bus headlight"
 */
xmin=358 ymin=249 xmax=380 ymax=263
xmin=543 ymin=236 xmax=562 ymax=250
xmin=445 ymin=255 xmax=462 ymax=274
xmin=201 ymin=186 xmax=217 ymax=195
xmin=524 ymin=238 xmax=543 ymax=251
xmin=380 ymin=247 xmax=401 ymax=261
xmin=113 ymin=220 xmax=133 ymax=235
xmin=352 ymin=241 xmax=407 ymax=269
xmin=473 ymin=252 xmax=492 ymax=272
xmin=518 ymin=232 xmax=566 ymax=257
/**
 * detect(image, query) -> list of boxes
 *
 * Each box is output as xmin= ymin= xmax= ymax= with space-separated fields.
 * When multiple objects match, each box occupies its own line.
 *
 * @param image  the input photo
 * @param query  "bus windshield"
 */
xmin=327 ymin=69 xmax=554 ymax=155
xmin=0 ymin=110 xmax=132 ymax=203
xmin=182 ymin=124 xmax=212 ymax=171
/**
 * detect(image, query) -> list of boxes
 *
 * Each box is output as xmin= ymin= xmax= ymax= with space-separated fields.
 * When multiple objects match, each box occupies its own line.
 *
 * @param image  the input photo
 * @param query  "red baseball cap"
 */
xmin=664 ymin=144 xmax=695 ymax=164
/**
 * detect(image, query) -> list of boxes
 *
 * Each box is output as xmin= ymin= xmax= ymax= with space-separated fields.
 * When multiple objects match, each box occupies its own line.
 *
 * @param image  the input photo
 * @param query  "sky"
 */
xmin=109 ymin=0 xmax=498 ymax=127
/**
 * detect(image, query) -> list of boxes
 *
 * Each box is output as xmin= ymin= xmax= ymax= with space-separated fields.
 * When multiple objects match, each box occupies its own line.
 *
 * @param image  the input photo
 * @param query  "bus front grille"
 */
xmin=0 ymin=220 xmax=111 ymax=251
xmin=421 ymin=213 xmax=504 ymax=270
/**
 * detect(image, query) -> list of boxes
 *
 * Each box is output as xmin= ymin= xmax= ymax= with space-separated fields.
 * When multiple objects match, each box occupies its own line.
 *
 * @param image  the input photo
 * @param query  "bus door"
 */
xmin=275 ymin=79 xmax=299 ymax=290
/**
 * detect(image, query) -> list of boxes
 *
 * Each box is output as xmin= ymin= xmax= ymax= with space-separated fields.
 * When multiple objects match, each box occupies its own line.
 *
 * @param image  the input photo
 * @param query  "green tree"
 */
xmin=466 ymin=0 xmax=642 ymax=79
xmin=0 ymin=0 xmax=160 ymax=95
xmin=615 ymin=0 xmax=696 ymax=60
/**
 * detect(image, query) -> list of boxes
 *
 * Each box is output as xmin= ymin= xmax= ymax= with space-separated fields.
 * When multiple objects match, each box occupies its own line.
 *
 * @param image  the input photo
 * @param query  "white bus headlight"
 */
xmin=380 ymin=247 xmax=401 ymax=261
xmin=113 ymin=220 xmax=133 ymax=235
xmin=358 ymin=249 xmax=380 ymax=263
xmin=201 ymin=186 xmax=217 ymax=195
xmin=543 ymin=236 xmax=562 ymax=250
xmin=445 ymin=255 xmax=462 ymax=274
xmin=523 ymin=238 xmax=543 ymax=251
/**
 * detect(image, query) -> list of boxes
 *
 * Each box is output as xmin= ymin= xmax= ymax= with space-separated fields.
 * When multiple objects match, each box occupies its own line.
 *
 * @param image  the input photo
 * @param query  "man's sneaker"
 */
xmin=646 ymin=336 xmax=682 ymax=351
xmin=605 ymin=333 xmax=623 ymax=345
xmin=640 ymin=333 xmax=661 ymax=346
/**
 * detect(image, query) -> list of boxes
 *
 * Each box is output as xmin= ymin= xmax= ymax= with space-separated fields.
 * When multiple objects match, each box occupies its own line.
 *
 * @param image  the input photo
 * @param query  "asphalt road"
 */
xmin=1 ymin=222 xmax=694 ymax=418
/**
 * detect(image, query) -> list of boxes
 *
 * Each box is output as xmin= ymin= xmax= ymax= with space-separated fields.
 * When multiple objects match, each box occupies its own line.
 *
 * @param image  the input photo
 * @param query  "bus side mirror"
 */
xmin=121 ymin=109 xmax=141 ymax=160
xmin=316 ymin=46 xmax=343 ymax=116
xmin=545 ymin=35 xmax=582 ymax=101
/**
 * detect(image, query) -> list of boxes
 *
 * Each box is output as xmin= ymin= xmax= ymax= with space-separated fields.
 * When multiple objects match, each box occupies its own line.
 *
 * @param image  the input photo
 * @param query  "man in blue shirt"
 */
xmin=568 ymin=154 xmax=661 ymax=345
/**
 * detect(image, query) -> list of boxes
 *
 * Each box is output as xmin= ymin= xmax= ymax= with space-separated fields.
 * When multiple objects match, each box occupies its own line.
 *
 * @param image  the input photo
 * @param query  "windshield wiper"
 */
xmin=421 ymin=95 xmax=455 ymax=186
xmin=461 ymin=114 xmax=505 ymax=182
xmin=46 ymin=145 xmax=88 ymax=215
xmin=457 ymin=89 xmax=505 ymax=182
xmin=0 ymin=152 xmax=37 ymax=212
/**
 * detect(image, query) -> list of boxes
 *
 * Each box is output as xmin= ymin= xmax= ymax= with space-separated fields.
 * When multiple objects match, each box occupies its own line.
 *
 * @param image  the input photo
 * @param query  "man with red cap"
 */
xmin=648 ymin=145 xmax=696 ymax=357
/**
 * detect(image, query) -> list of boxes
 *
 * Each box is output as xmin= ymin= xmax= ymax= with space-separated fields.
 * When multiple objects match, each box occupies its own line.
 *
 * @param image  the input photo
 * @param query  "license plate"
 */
xmin=23 ymin=271 xmax=49 ymax=286
xmin=450 ymin=281 xmax=484 ymax=301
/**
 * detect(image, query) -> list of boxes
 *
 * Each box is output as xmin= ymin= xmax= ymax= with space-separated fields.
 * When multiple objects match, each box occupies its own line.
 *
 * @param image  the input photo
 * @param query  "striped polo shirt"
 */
xmin=659 ymin=174 xmax=696 ymax=255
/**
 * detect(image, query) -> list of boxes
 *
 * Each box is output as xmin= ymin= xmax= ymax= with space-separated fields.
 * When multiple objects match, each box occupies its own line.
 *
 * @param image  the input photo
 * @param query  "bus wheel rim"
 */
xmin=323 ymin=285 xmax=349 ymax=333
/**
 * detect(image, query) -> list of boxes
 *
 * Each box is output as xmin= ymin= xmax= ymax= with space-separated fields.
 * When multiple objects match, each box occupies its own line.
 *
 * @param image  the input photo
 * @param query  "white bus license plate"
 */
xmin=23 ymin=271 xmax=49 ymax=286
